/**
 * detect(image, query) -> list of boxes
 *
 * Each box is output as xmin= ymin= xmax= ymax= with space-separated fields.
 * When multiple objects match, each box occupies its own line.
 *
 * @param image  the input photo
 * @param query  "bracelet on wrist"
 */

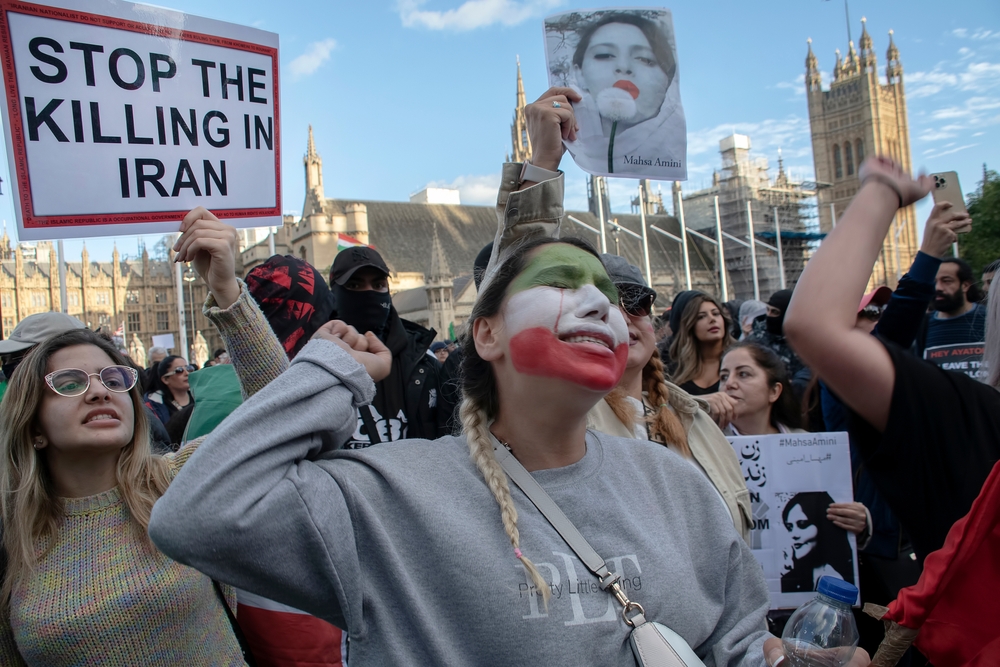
xmin=861 ymin=174 xmax=904 ymax=210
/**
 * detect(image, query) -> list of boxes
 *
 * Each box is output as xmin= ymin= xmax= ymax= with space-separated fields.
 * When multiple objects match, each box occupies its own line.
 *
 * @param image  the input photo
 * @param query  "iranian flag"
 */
xmin=337 ymin=233 xmax=368 ymax=252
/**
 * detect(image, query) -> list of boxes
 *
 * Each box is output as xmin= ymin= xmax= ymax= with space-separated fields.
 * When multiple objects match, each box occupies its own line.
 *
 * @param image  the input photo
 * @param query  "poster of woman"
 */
xmin=543 ymin=7 xmax=687 ymax=181
xmin=779 ymin=491 xmax=856 ymax=593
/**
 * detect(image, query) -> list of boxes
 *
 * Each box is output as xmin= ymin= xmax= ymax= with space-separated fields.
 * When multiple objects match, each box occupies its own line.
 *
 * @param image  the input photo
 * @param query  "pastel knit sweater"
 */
xmin=0 ymin=283 xmax=289 ymax=666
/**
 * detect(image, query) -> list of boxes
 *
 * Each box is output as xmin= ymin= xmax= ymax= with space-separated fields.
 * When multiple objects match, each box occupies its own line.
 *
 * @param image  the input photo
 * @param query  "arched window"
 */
xmin=845 ymin=142 xmax=854 ymax=176
xmin=833 ymin=144 xmax=843 ymax=179
xmin=855 ymin=139 xmax=864 ymax=166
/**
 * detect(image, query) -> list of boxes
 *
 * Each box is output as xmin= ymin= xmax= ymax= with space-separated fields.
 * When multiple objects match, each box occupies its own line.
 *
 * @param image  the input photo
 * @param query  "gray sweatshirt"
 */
xmin=149 ymin=339 xmax=770 ymax=667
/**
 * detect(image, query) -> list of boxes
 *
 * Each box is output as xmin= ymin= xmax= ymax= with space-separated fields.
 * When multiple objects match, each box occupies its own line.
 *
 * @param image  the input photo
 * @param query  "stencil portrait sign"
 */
xmin=728 ymin=432 xmax=859 ymax=610
xmin=543 ymin=7 xmax=687 ymax=181
xmin=0 ymin=0 xmax=280 ymax=240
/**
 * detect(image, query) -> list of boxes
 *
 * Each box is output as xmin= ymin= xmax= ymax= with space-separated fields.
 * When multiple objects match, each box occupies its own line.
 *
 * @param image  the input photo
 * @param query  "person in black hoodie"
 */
xmin=329 ymin=246 xmax=445 ymax=447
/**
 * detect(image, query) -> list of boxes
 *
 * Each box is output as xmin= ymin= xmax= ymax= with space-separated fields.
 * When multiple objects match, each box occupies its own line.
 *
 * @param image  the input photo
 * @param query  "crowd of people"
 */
xmin=0 ymin=84 xmax=995 ymax=667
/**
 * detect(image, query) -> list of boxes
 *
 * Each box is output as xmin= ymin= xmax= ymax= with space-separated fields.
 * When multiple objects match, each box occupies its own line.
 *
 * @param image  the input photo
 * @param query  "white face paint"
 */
xmin=501 ymin=285 xmax=630 ymax=391
xmin=504 ymin=285 xmax=628 ymax=352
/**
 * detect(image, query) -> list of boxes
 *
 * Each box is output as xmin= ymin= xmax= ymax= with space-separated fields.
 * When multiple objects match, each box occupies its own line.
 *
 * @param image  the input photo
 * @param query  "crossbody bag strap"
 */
xmin=491 ymin=435 xmax=647 ymax=626
xmin=212 ymin=580 xmax=258 ymax=666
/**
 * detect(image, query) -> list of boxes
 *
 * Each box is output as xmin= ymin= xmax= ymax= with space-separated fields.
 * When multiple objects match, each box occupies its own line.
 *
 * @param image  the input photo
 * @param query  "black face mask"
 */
xmin=334 ymin=286 xmax=392 ymax=337
xmin=2 ymin=361 xmax=19 ymax=383
xmin=766 ymin=314 xmax=785 ymax=336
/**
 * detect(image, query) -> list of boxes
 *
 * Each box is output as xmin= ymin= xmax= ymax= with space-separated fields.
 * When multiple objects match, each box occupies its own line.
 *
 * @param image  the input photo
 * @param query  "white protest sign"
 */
xmin=0 ymin=0 xmax=280 ymax=240
xmin=543 ymin=7 xmax=687 ymax=181
xmin=728 ymin=432 xmax=859 ymax=610
xmin=151 ymin=332 xmax=174 ymax=350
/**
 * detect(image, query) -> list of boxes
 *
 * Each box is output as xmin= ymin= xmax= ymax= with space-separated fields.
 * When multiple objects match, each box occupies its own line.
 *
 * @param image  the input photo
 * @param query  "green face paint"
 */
xmin=508 ymin=244 xmax=618 ymax=303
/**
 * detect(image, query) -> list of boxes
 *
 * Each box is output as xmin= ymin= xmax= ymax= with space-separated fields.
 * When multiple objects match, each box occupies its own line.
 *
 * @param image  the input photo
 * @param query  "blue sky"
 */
xmin=1 ymin=0 xmax=998 ymax=261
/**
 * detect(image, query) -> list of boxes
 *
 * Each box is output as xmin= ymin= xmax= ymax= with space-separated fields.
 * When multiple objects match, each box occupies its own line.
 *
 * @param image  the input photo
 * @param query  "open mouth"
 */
xmin=613 ymin=80 xmax=640 ymax=99
xmin=559 ymin=331 xmax=613 ymax=350
xmin=84 ymin=408 xmax=120 ymax=424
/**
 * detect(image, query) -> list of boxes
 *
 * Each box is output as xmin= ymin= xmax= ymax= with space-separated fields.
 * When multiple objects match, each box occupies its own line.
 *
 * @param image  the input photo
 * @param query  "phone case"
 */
xmin=930 ymin=171 xmax=969 ymax=216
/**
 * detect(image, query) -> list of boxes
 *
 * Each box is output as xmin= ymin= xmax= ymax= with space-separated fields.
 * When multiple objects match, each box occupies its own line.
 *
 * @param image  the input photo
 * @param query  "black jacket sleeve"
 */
xmin=875 ymin=251 xmax=940 ymax=351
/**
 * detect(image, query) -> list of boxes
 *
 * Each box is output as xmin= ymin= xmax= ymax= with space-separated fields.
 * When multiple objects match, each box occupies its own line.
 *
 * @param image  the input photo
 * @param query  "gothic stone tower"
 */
xmin=806 ymin=19 xmax=917 ymax=286
xmin=508 ymin=57 xmax=531 ymax=163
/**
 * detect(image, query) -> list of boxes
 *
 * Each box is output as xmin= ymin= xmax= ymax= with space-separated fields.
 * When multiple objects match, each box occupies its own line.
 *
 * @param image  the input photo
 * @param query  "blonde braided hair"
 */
xmin=460 ymin=397 xmax=550 ymax=605
xmin=643 ymin=348 xmax=690 ymax=457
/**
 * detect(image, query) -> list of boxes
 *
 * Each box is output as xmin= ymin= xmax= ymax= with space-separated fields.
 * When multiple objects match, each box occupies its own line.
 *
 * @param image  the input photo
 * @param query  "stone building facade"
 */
xmin=0 ymin=231 xmax=221 ymax=364
xmin=806 ymin=19 xmax=917 ymax=286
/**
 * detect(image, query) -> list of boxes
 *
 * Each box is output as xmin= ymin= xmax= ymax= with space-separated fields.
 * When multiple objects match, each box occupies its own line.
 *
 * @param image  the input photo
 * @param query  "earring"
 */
xmin=32 ymin=439 xmax=43 ymax=450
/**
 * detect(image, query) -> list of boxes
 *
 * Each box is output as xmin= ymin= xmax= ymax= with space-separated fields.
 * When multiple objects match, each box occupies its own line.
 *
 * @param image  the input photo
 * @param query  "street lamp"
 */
xmin=182 ymin=267 xmax=197 ymax=360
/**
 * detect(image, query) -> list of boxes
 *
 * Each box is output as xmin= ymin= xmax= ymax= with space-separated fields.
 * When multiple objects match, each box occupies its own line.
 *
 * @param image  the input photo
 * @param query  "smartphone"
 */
xmin=930 ymin=171 xmax=969 ymax=217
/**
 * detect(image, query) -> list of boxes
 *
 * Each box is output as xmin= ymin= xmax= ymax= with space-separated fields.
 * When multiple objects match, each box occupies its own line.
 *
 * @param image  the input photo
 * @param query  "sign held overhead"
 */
xmin=0 ymin=0 xmax=281 ymax=240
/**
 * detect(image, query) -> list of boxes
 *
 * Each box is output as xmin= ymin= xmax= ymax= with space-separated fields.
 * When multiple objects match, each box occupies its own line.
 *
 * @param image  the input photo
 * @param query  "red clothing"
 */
xmin=237 ymin=591 xmax=344 ymax=667
xmin=884 ymin=460 xmax=1000 ymax=666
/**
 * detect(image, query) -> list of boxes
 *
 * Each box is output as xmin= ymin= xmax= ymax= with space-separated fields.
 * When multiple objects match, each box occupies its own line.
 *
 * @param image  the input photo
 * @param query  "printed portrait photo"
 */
xmin=544 ymin=7 xmax=688 ymax=181
xmin=779 ymin=491 xmax=855 ymax=593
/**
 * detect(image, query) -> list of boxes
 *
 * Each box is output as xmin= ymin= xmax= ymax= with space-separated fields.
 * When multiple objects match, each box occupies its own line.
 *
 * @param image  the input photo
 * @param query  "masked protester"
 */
xmin=746 ymin=289 xmax=811 ymax=398
xmin=329 ymin=247 xmax=445 ymax=447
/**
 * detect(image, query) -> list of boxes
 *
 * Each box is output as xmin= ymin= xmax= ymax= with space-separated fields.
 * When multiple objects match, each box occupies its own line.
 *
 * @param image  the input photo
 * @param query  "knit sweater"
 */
xmin=0 ymin=282 xmax=287 ymax=666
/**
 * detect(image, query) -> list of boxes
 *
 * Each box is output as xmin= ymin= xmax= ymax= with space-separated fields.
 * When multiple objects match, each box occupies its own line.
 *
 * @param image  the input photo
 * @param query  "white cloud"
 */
xmin=288 ymin=38 xmax=337 ymax=80
xmin=922 ymin=143 xmax=978 ymax=159
xmin=907 ymin=61 xmax=1000 ymax=98
xmin=426 ymin=173 xmax=501 ymax=204
xmin=952 ymin=28 xmax=968 ymax=39
xmin=396 ymin=0 xmax=563 ymax=31
xmin=686 ymin=116 xmax=811 ymax=157
xmin=919 ymin=129 xmax=957 ymax=141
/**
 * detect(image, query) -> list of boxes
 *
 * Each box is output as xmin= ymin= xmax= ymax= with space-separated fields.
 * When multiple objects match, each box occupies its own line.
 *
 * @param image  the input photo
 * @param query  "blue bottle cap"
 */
xmin=817 ymin=576 xmax=858 ymax=604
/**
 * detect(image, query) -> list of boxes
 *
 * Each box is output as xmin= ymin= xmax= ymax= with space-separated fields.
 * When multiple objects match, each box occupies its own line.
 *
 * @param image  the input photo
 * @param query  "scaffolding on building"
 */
xmin=677 ymin=134 xmax=820 ymax=301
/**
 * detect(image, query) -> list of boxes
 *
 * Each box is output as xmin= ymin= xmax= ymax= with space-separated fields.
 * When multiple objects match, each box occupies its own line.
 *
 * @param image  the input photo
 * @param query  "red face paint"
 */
xmin=509 ymin=327 xmax=628 ymax=391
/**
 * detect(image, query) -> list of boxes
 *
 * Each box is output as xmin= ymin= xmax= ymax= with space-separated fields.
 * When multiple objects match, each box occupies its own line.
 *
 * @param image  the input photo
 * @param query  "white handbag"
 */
xmin=493 ymin=439 xmax=707 ymax=667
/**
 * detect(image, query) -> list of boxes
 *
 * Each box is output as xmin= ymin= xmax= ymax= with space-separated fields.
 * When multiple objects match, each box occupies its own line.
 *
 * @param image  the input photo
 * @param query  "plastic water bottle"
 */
xmin=780 ymin=576 xmax=860 ymax=667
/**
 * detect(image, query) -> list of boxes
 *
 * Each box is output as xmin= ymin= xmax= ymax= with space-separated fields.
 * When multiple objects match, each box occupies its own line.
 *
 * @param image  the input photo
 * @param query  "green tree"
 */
xmin=960 ymin=168 xmax=1000 ymax=275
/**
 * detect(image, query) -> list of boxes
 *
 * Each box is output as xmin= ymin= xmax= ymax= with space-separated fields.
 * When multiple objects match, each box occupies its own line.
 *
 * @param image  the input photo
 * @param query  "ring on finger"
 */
xmin=552 ymin=101 xmax=561 ymax=108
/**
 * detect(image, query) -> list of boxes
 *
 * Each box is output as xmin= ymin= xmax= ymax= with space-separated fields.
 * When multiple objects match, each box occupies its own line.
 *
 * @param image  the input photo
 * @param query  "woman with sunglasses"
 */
xmin=143 ymin=356 xmax=195 ymax=428
xmin=0 ymin=208 xmax=287 ymax=665
xmin=587 ymin=255 xmax=752 ymax=541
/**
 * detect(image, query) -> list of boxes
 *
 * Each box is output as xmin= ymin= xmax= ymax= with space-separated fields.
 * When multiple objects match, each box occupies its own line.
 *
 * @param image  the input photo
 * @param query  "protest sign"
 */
xmin=0 ymin=0 xmax=280 ymax=240
xmin=924 ymin=342 xmax=986 ymax=382
xmin=728 ymin=432 xmax=859 ymax=610
xmin=151 ymin=332 xmax=174 ymax=350
xmin=543 ymin=7 xmax=687 ymax=181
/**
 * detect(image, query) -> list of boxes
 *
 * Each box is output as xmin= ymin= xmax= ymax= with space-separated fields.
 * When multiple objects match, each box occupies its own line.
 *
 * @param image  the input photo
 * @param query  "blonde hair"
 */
xmin=0 ymin=329 xmax=172 ymax=606
xmin=668 ymin=293 xmax=735 ymax=387
xmin=642 ymin=349 xmax=690 ymax=456
xmin=602 ymin=349 xmax=689 ymax=457
xmin=457 ymin=236 xmax=605 ymax=607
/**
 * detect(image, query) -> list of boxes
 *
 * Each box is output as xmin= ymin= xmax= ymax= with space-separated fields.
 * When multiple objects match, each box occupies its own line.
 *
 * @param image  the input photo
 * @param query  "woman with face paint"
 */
xmin=143 ymin=89 xmax=859 ymax=667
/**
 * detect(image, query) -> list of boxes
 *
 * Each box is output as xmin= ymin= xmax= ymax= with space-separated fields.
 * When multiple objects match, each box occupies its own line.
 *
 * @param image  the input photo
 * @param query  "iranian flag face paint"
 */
xmin=502 ymin=245 xmax=629 ymax=392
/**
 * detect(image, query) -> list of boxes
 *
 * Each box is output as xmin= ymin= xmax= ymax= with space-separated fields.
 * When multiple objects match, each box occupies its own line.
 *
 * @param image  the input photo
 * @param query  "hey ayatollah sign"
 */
xmin=0 ymin=0 xmax=280 ymax=240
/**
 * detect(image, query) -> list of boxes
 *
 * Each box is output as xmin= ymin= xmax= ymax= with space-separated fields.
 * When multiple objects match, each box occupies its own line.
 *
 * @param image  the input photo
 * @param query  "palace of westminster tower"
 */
xmin=806 ymin=19 xmax=917 ymax=286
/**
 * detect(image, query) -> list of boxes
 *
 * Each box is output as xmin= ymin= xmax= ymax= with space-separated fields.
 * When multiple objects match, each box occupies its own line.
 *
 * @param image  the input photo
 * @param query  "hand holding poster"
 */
xmin=0 ymin=0 xmax=280 ymax=239
xmin=543 ymin=7 xmax=687 ymax=181
xmin=728 ymin=432 xmax=860 ymax=610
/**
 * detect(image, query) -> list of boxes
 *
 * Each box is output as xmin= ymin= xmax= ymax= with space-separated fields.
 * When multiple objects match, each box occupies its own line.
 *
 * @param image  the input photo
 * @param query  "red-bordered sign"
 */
xmin=0 ymin=0 xmax=280 ymax=237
